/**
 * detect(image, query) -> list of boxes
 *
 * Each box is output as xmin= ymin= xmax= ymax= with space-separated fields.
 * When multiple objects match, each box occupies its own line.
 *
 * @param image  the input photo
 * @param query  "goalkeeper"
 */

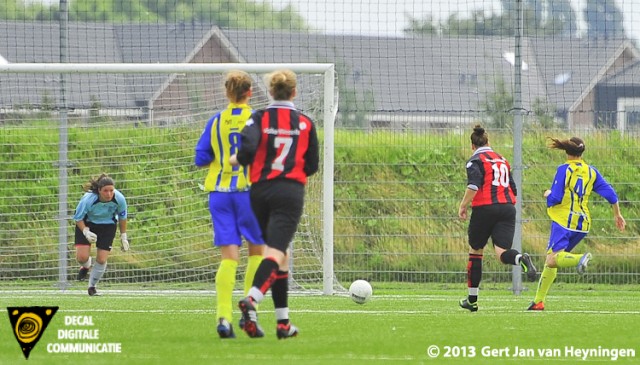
xmin=73 ymin=174 xmax=129 ymax=296
xmin=194 ymin=70 xmax=265 ymax=339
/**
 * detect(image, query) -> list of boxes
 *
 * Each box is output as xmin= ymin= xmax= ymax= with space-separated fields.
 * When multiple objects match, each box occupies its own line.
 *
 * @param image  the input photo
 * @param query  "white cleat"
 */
xmin=577 ymin=252 xmax=592 ymax=275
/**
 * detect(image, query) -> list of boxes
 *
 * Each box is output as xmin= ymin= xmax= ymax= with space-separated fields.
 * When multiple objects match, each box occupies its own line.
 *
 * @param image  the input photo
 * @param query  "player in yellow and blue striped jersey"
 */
xmin=194 ymin=71 xmax=265 ymax=338
xmin=528 ymin=137 xmax=626 ymax=311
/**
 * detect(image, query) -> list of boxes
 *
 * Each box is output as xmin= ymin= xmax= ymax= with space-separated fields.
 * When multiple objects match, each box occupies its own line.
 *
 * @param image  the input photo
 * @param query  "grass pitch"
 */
xmin=1 ymin=284 xmax=638 ymax=365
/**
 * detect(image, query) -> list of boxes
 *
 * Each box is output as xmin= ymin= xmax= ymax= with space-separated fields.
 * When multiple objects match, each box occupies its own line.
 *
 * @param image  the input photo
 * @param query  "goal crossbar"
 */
xmin=0 ymin=63 xmax=335 ymax=74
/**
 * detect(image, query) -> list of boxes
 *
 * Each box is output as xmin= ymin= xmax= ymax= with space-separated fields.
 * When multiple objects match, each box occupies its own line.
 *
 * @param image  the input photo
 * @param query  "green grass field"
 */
xmin=1 ymin=285 xmax=639 ymax=365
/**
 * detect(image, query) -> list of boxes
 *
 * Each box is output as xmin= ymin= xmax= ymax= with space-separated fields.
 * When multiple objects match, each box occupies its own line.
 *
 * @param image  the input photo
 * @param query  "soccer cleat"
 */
xmin=77 ymin=267 xmax=90 ymax=281
xmin=527 ymin=301 xmax=545 ymax=311
xmin=520 ymin=253 xmax=538 ymax=282
xmin=276 ymin=323 xmax=299 ymax=339
xmin=237 ymin=297 xmax=264 ymax=338
xmin=88 ymin=287 xmax=101 ymax=296
xmin=459 ymin=299 xmax=478 ymax=312
xmin=577 ymin=252 xmax=592 ymax=275
xmin=216 ymin=318 xmax=235 ymax=339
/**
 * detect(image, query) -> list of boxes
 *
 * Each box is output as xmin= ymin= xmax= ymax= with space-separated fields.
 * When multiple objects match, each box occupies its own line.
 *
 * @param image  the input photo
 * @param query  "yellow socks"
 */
xmin=216 ymin=255 xmax=264 ymax=321
xmin=244 ymin=255 xmax=263 ymax=296
xmin=555 ymin=251 xmax=582 ymax=268
xmin=215 ymin=259 xmax=238 ymax=321
xmin=533 ymin=265 xmax=557 ymax=304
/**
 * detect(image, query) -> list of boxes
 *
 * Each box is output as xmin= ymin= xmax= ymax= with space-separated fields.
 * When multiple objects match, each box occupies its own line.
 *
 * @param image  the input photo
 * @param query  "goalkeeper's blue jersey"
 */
xmin=546 ymin=159 xmax=618 ymax=233
xmin=194 ymin=103 xmax=253 ymax=192
xmin=73 ymin=190 xmax=128 ymax=224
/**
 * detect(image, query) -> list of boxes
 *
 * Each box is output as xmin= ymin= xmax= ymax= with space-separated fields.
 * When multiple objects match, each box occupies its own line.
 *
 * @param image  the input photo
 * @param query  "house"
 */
xmin=598 ymin=59 xmax=640 ymax=131
xmin=529 ymin=37 xmax=640 ymax=129
xmin=0 ymin=21 xmax=639 ymax=130
xmin=0 ymin=21 xmax=235 ymax=124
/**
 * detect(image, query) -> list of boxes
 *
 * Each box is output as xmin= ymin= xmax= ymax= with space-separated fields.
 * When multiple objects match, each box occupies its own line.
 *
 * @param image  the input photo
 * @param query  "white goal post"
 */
xmin=0 ymin=62 xmax=339 ymax=295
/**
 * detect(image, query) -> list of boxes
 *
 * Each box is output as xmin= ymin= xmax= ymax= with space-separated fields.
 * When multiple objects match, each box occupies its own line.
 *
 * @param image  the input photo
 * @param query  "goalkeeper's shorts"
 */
xmin=74 ymin=222 xmax=117 ymax=251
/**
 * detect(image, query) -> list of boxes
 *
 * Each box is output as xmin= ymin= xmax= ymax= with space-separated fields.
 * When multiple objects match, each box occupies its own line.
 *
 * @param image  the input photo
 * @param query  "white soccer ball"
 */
xmin=349 ymin=280 xmax=373 ymax=304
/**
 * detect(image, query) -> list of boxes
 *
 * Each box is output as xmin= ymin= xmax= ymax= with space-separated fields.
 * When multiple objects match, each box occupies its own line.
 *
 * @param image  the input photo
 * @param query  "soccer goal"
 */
xmin=0 ymin=62 xmax=339 ymax=295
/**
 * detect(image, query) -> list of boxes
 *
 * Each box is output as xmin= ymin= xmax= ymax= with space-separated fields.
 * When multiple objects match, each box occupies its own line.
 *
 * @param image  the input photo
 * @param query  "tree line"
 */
xmin=0 ymin=0 xmax=307 ymax=30
xmin=404 ymin=0 xmax=625 ymax=39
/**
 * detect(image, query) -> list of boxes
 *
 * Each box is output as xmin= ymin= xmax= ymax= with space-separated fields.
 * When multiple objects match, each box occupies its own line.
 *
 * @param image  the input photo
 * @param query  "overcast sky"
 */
xmin=268 ymin=0 xmax=640 ymax=41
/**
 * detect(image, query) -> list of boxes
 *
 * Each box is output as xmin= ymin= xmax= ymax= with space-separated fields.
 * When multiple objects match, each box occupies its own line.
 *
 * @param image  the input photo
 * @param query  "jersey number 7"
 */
xmin=272 ymin=136 xmax=293 ymax=171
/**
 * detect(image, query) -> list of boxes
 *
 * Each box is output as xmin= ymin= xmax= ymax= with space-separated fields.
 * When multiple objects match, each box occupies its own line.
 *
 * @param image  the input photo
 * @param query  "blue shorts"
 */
xmin=546 ymin=221 xmax=588 ymax=253
xmin=208 ymin=191 xmax=264 ymax=247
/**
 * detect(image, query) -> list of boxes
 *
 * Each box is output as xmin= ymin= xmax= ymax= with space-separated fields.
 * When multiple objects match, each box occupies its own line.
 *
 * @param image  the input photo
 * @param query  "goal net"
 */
xmin=0 ymin=63 xmax=339 ymax=294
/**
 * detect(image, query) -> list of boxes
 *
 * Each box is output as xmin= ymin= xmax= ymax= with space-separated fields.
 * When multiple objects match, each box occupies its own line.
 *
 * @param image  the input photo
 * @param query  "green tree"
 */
xmin=0 ymin=0 xmax=22 ymax=20
xmin=405 ymin=1 xmax=578 ymax=37
xmin=0 ymin=0 xmax=54 ymax=21
xmin=0 ymin=0 xmax=308 ymax=31
xmin=502 ymin=0 xmax=577 ymax=37
xmin=89 ymin=95 xmax=110 ymax=123
xmin=531 ymin=97 xmax=557 ymax=128
xmin=403 ymin=13 xmax=437 ymax=35
xmin=335 ymin=62 xmax=375 ymax=129
xmin=440 ymin=11 xmax=512 ymax=36
xmin=480 ymin=77 xmax=513 ymax=129
xmin=584 ymin=0 xmax=625 ymax=39
xmin=480 ymin=79 xmax=556 ymax=130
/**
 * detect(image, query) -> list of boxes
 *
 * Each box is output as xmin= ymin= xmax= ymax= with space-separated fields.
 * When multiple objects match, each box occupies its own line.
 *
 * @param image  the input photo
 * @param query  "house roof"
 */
xmin=0 ymin=21 xmax=124 ymax=108
xmin=529 ymin=37 xmax=633 ymax=112
xmin=114 ymin=23 xmax=215 ymax=106
xmin=0 ymin=21 xmax=636 ymax=118
xmin=0 ymin=21 xmax=214 ymax=109
xmin=115 ymin=23 xmax=214 ymax=63
xmin=221 ymin=29 xmax=549 ymax=114
xmin=601 ymin=59 xmax=640 ymax=87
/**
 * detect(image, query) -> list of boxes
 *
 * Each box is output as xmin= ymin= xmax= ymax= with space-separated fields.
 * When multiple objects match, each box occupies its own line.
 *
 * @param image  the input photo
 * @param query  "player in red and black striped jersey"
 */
xmin=457 ymin=125 xmax=537 ymax=312
xmin=238 ymin=104 xmax=318 ymax=185
xmin=230 ymin=69 xmax=319 ymax=339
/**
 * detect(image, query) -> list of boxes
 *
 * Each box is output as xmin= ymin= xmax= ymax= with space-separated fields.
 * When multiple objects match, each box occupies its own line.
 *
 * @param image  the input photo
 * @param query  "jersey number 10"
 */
xmin=491 ymin=163 xmax=510 ymax=188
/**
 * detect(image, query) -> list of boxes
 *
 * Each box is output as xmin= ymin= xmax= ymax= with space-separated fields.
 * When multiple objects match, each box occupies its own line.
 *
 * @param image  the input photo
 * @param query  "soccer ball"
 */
xmin=349 ymin=280 xmax=373 ymax=304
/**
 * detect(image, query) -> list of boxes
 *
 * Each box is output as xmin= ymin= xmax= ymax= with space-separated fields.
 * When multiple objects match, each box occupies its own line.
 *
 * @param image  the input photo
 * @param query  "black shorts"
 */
xmin=75 ymin=222 xmax=117 ymax=251
xmin=467 ymin=204 xmax=515 ymax=250
xmin=250 ymin=179 xmax=305 ymax=254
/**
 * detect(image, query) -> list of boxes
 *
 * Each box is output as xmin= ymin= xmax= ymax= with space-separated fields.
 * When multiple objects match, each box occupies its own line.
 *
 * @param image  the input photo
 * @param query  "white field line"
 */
xmin=1 ymin=289 xmax=638 ymax=301
xmin=44 ymin=308 xmax=639 ymax=315
xmin=1 ymin=301 xmax=637 ymax=316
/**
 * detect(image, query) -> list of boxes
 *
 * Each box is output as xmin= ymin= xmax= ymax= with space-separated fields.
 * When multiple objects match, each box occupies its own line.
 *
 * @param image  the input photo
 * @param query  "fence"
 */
xmin=1 ymin=0 xmax=639 ymax=291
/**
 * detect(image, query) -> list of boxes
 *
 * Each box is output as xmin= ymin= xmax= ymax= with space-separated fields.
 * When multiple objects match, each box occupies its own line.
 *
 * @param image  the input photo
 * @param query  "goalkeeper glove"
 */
xmin=120 ymin=233 xmax=130 ymax=252
xmin=82 ymin=227 xmax=97 ymax=243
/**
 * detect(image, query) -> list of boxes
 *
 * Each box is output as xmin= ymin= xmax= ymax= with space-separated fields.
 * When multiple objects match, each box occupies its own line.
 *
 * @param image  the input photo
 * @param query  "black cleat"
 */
xmin=276 ymin=323 xmax=299 ymax=339
xmin=459 ymin=299 xmax=478 ymax=312
xmin=237 ymin=297 xmax=264 ymax=338
xmin=520 ymin=253 xmax=538 ymax=281
xmin=527 ymin=301 xmax=545 ymax=311
xmin=77 ymin=267 xmax=89 ymax=281
xmin=88 ymin=287 xmax=101 ymax=296
xmin=216 ymin=318 xmax=236 ymax=339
